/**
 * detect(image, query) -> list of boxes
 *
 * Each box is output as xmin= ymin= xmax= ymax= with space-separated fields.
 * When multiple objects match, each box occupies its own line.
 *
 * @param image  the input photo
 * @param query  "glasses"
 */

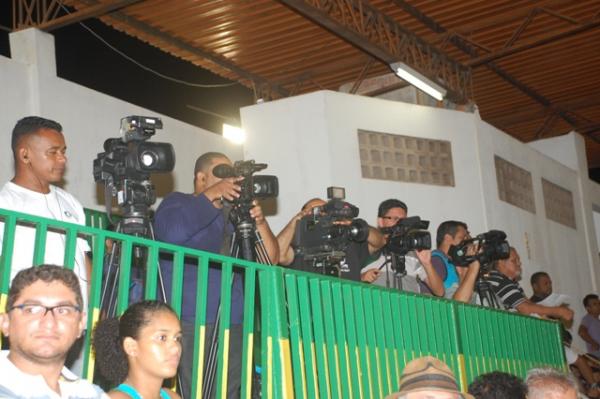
xmin=8 ymin=304 xmax=81 ymax=319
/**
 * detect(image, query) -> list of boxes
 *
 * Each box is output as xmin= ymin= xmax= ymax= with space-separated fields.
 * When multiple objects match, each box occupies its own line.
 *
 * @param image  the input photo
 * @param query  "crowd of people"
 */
xmin=0 ymin=115 xmax=599 ymax=398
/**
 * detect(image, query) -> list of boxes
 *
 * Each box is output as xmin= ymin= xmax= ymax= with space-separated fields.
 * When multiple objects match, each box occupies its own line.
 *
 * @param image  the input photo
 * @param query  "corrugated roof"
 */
xmin=59 ymin=0 xmax=600 ymax=167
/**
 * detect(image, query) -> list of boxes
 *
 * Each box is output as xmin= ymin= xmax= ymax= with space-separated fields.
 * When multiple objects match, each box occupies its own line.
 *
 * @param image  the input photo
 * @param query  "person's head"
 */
xmin=493 ymin=247 xmax=522 ymax=281
xmin=436 ymin=221 xmax=469 ymax=250
xmin=193 ymin=151 xmax=231 ymax=193
xmin=377 ymin=199 xmax=408 ymax=228
xmin=467 ymin=371 xmax=527 ymax=399
xmin=1 ymin=265 xmax=85 ymax=366
xmin=526 ymin=368 xmax=577 ymax=399
xmin=93 ymin=300 xmax=182 ymax=386
xmin=583 ymin=294 xmax=600 ymax=317
xmin=385 ymin=356 xmax=474 ymax=399
xmin=11 ymin=116 xmax=67 ymax=188
xmin=530 ymin=272 xmax=552 ymax=298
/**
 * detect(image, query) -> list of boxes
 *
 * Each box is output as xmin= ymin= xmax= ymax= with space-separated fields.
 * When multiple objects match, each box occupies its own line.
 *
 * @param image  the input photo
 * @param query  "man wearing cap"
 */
xmin=385 ymin=356 xmax=473 ymax=399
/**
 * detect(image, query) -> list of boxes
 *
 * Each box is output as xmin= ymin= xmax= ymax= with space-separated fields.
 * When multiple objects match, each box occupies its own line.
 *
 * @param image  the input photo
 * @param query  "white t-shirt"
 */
xmin=361 ymin=251 xmax=427 ymax=293
xmin=0 ymin=182 xmax=90 ymax=308
xmin=0 ymin=351 xmax=107 ymax=399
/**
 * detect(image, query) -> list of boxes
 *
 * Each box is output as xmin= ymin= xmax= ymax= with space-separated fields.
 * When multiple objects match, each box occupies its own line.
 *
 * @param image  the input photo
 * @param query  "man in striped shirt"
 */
xmin=486 ymin=247 xmax=573 ymax=320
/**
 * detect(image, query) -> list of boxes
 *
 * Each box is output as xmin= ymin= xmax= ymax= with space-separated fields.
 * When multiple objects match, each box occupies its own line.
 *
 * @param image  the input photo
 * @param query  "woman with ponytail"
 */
xmin=93 ymin=300 xmax=182 ymax=399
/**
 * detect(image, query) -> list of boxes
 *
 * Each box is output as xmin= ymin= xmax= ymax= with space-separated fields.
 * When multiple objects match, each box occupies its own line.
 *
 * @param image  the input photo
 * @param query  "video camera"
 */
xmin=93 ymin=116 xmax=175 ymax=234
xmin=448 ymin=230 xmax=510 ymax=267
xmin=293 ymin=187 xmax=369 ymax=275
xmin=381 ymin=216 xmax=431 ymax=256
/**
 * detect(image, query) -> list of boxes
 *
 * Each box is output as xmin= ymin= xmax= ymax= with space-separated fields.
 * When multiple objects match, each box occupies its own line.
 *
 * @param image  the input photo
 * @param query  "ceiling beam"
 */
xmin=392 ymin=0 xmax=581 ymax=130
xmin=488 ymin=94 xmax=600 ymax=126
xmin=13 ymin=0 xmax=142 ymax=31
xmin=467 ymin=17 xmax=600 ymax=67
xmin=72 ymin=0 xmax=289 ymax=98
xmin=278 ymin=0 xmax=471 ymax=103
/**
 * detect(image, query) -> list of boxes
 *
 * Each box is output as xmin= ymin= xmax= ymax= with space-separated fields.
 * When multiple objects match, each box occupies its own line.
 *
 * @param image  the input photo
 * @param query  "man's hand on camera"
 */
xmin=361 ymin=269 xmax=380 ymax=283
xmin=250 ymin=200 xmax=266 ymax=226
xmin=203 ymin=177 xmax=242 ymax=204
xmin=415 ymin=249 xmax=432 ymax=266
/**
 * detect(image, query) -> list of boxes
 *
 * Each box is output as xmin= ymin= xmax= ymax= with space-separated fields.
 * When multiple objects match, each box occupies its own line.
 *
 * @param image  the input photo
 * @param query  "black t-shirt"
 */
xmin=290 ymin=241 xmax=370 ymax=282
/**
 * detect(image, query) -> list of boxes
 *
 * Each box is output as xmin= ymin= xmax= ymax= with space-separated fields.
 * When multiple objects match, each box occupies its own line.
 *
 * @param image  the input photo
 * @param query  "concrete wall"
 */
xmin=0 ymin=29 xmax=242 ymax=210
xmin=242 ymin=90 xmax=600 ymax=348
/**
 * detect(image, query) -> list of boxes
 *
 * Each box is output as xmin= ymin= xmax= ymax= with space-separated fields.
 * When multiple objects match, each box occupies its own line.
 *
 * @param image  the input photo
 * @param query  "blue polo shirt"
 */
xmin=154 ymin=192 xmax=243 ymax=324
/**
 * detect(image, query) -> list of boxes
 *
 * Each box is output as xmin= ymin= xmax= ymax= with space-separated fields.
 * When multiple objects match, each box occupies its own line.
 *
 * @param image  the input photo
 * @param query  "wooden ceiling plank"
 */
xmin=467 ymin=18 xmax=600 ymax=67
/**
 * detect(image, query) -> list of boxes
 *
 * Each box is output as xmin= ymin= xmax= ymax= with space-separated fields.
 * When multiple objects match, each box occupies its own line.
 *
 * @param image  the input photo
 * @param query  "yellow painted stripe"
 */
xmin=0 ymin=293 xmax=6 ymax=347
xmin=458 ymin=354 xmax=468 ymax=391
xmin=85 ymin=307 xmax=101 ymax=381
xmin=355 ymin=347 xmax=364 ymax=399
xmin=298 ymin=340 xmax=308 ymax=399
xmin=344 ymin=344 xmax=353 ymax=398
xmin=322 ymin=343 xmax=331 ymax=398
xmin=220 ymin=329 xmax=230 ymax=399
xmin=333 ymin=344 xmax=341 ymax=396
xmin=196 ymin=325 xmax=206 ymax=397
xmin=244 ymin=332 xmax=254 ymax=399
xmin=279 ymin=337 xmax=295 ymax=399
xmin=267 ymin=336 xmax=273 ymax=399
xmin=311 ymin=342 xmax=320 ymax=399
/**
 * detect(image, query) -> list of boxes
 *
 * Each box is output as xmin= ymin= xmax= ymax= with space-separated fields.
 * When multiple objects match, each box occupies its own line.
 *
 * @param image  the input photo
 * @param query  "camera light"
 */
xmin=223 ymin=124 xmax=246 ymax=144
xmin=140 ymin=151 xmax=157 ymax=167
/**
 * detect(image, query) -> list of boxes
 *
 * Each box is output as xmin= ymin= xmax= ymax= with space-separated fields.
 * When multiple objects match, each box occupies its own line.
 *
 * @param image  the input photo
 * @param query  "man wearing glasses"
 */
xmin=0 ymin=265 xmax=106 ymax=398
xmin=360 ymin=199 xmax=444 ymax=295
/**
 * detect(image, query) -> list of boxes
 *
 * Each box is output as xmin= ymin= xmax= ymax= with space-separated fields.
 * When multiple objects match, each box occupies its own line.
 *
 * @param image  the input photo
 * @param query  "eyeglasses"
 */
xmin=8 ymin=304 xmax=81 ymax=319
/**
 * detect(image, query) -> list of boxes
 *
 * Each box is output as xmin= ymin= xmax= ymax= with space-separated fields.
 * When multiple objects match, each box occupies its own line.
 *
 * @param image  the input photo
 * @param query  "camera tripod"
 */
xmin=376 ymin=251 xmax=409 ymax=291
xmin=202 ymin=202 xmax=272 ymax=399
xmin=474 ymin=268 xmax=501 ymax=309
xmin=99 ymin=217 xmax=168 ymax=318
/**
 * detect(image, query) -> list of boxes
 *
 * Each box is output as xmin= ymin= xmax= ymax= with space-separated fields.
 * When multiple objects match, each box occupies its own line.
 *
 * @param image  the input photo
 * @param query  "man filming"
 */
xmin=153 ymin=151 xmax=279 ymax=398
xmin=277 ymin=196 xmax=385 ymax=281
xmin=360 ymin=199 xmax=444 ymax=296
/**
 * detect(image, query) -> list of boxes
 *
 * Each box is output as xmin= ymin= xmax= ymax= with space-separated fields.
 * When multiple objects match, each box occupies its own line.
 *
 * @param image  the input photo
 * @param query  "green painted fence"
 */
xmin=0 ymin=207 xmax=565 ymax=398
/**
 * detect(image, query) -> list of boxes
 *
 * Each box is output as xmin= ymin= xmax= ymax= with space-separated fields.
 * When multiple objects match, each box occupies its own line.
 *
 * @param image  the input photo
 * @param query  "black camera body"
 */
xmin=93 ymin=116 xmax=175 ymax=234
xmin=381 ymin=216 xmax=432 ymax=256
xmin=449 ymin=230 xmax=510 ymax=267
xmin=293 ymin=188 xmax=369 ymax=275
xmin=213 ymin=160 xmax=278 ymax=203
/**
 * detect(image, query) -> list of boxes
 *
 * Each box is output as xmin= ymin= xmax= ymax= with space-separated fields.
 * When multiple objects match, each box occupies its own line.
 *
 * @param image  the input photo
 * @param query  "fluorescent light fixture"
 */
xmin=391 ymin=62 xmax=447 ymax=101
xmin=223 ymin=123 xmax=246 ymax=144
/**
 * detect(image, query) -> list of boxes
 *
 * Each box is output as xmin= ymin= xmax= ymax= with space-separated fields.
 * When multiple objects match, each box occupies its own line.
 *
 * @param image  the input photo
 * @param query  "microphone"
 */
xmin=213 ymin=164 xmax=236 ymax=178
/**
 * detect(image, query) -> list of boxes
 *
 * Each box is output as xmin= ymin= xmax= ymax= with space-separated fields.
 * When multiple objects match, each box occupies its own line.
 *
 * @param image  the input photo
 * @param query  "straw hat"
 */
xmin=385 ymin=356 xmax=474 ymax=399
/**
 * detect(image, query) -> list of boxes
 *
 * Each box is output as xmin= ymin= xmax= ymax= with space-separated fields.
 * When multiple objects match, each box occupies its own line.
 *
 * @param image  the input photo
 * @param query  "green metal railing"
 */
xmin=0 ymin=207 xmax=565 ymax=398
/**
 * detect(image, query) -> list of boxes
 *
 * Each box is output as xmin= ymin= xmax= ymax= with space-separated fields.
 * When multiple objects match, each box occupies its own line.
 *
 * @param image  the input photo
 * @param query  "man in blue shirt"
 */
xmin=429 ymin=220 xmax=481 ymax=302
xmin=154 ymin=152 xmax=279 ymax=398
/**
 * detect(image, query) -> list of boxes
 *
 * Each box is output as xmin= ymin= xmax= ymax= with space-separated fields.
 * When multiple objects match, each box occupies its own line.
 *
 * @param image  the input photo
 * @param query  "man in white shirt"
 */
xmin=0 ymin=265 xmax=107 ymax=398
xmin=0 ymin=116 xmax=90 ymax=306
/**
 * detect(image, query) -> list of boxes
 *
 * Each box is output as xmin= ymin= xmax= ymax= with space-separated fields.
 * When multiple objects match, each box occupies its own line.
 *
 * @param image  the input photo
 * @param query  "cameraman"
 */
xmin=360 ymin=199 xmax=444 ymax=296
xmin=277 ymin=198 xmax=385 ymax=281
xmin=431 ymin=220 xmax=481 ymax=302
xmin=153 ymin=151 xmax=279 ymax=398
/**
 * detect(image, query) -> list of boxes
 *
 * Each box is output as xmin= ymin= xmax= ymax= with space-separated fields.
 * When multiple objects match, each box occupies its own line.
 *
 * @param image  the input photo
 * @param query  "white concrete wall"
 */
xmin=242 ymin=89 xmax=600 ymax=349
xmin=0 ymin=29 xmax=242 ymax=210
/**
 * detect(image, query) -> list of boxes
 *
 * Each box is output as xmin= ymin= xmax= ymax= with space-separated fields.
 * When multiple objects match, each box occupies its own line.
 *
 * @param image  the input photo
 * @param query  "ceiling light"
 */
xmin=223 ymin=123 xmax=246 ymax=144
xmin=390 ymin=62 xmax=447 ymax=101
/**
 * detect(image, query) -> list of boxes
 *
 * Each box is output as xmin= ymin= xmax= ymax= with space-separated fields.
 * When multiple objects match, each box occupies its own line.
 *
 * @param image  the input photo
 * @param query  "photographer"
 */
xmin=360 ymin=199 xmax=444 ymax=296
xmin=153 ymin=152 xmax=279 ymax=398
xmin=430 ymin=220 xmax=481 ymax=302
xmin=277 ymin=197 xmax=385 ymax=281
